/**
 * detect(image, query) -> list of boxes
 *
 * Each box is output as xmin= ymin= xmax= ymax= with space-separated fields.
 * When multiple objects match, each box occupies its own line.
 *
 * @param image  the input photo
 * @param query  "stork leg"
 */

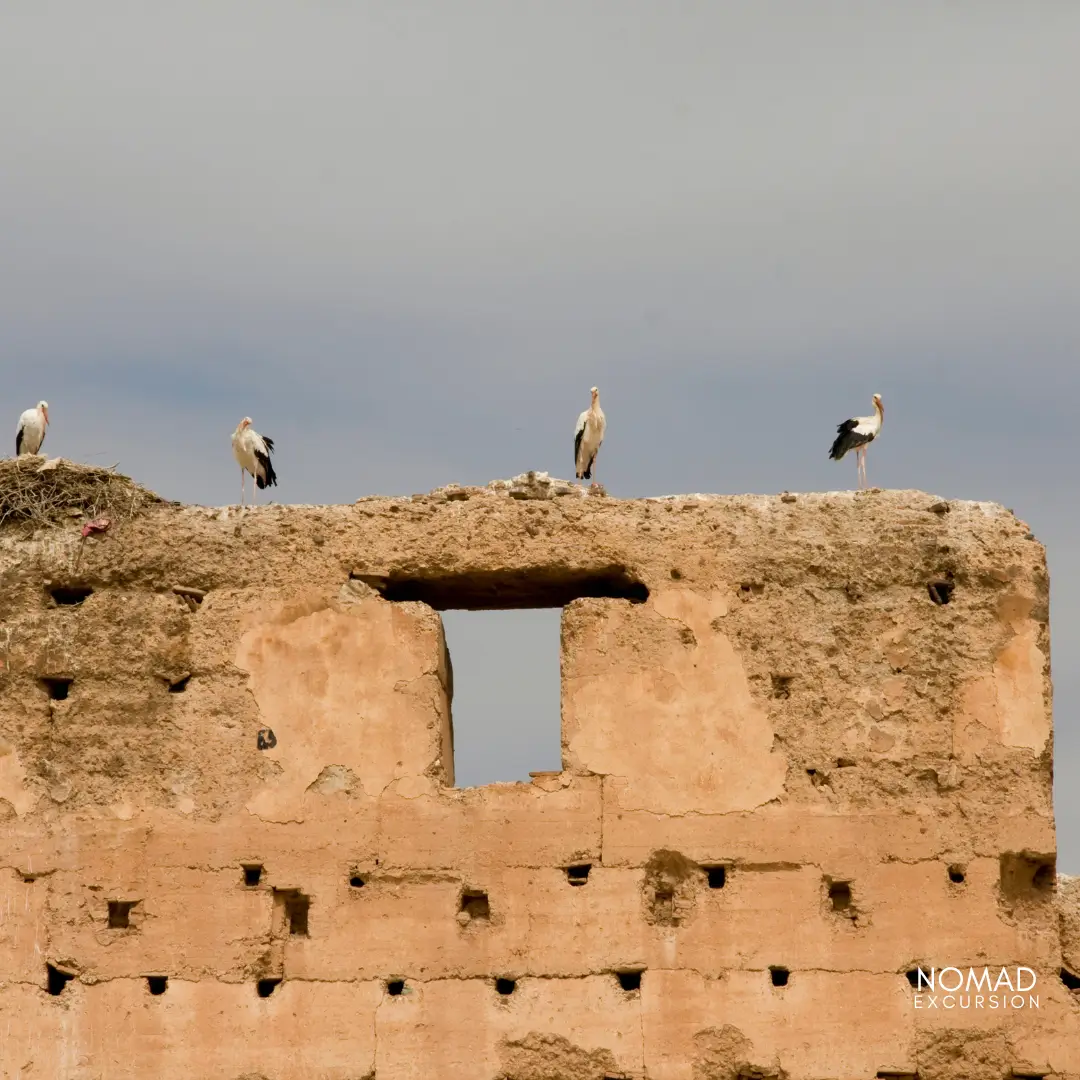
xmin=240 ymin=467 xmax=245 ymax=507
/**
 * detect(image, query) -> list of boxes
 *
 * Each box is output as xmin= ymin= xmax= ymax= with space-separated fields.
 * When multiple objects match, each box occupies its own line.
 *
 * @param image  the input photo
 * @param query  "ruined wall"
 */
xmin=0 ymin=476 xmax=1076 ymax=1079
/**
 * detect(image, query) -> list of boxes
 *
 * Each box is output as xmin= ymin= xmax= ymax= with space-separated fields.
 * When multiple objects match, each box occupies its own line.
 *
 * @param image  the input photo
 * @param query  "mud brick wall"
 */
xmin=0 ymin=481 xmax=1076 ymax=1078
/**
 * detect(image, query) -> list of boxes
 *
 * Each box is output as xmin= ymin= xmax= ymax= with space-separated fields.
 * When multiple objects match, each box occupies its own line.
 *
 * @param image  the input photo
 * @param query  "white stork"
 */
xmin=231 ymin=417 xmax=277 ymax=505
xmin=574 ymin=386 xmax=606 ymax=487
xmin=16 ymin=401 xmax=49 ymax=456
xmin=829 ymin=393 xmax=884 ymax=490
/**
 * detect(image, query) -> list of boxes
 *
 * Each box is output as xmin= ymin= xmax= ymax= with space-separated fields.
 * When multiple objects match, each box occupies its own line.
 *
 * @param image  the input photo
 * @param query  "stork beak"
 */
xmin=42 ymin=407 xmax=49 ymax=425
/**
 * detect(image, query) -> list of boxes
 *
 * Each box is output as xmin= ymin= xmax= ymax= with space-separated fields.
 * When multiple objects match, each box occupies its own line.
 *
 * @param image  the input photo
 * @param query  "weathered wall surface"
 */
xmin=0 ymin=477 xmax=1076 ymax=1078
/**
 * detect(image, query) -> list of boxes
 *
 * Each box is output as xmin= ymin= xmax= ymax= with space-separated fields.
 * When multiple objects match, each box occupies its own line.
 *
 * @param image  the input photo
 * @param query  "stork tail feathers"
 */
xmin=255 ymin=451 xmax=278 ymax=489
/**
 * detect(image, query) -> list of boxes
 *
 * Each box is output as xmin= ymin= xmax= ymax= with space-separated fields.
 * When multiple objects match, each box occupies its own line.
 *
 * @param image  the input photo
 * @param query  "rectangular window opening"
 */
xmin=440 ymin=608 xmax=563 ymax=787
xmin=360 ymin=566 xmax=650 ymax=789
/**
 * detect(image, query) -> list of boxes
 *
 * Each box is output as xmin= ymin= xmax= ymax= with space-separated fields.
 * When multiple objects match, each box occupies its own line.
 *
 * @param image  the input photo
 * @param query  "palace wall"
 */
xmin=0 ymin=474 xmax=1075 ymax=1078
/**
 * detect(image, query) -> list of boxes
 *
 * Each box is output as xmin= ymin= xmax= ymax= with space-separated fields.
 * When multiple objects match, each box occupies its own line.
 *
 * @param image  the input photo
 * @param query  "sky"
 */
xmin=1 ymin=4 xmax=1078 ymax=864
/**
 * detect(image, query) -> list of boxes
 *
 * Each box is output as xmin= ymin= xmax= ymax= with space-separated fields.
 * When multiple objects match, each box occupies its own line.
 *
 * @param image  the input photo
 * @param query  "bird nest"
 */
xmin=0 ymin=457 xmax=161 ymax=530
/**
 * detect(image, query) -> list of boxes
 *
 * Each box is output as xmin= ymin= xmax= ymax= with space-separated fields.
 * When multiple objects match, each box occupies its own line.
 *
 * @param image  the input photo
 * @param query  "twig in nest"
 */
xmin=0 ymin=458 xmax=159 ymax=531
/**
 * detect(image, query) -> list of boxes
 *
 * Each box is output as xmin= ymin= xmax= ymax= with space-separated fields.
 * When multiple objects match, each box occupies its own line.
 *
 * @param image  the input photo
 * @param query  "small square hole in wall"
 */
xmin=146 ymin=976 xmax=168 ymax=995
xmin=386 ymin=979 xmax=405 ymax=996
xmin=927 ymin=580 xmax=954 ymax=605
xmin=242 ymin=864 xmax=263 ymax=887
xmin=41 ymin=677 xmax=73 ymax=701
xmin=770 ymin=967 xmax=789 ymax=987
xmin=566 ymin=864 xmax=591 ymax=886
xmin=274 ymin=889 xmax=310 ymax=936
xmin=460 ymin=890 xmax=490 ymax=921
xmin=615 ymin=970 xmax=642 ymax=992
xmin=349 ymin=874 xmax=365 ymax=889
xmin=49 ymin=584 xmax=93 ymax=606
xmin=828 ymin=881 xmax=853 ymax=912
xmin=257 ymin=978 xmax=281 ymax=998
xmin=46 ymin=963 xmax=75 ymax=995
xmin=999 ymin=852 xmax=1056 ymax=898
xmin=948 ymin=864 xmax=966 ymax=885
xmin=495 ymin=977 xmax=516 ymax=995
xmin=703 ymin=865 xmax=726 ymax=889
xmin=285 ymin=893 xmax=309 ymax=935
xmin=108 ymin=900 xmax=138 ymax=929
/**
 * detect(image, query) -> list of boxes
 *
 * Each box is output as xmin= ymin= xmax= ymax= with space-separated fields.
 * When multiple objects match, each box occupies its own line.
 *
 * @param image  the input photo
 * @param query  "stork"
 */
xmin=231 ymin=417 xmax=277 ymax=506
xmin=15 ymin=401 xmax=49 ymax=456
xmin=829 ymin=394 xmax=884 ymax=490
xmin=574 ymin=386 xmax=606 ymax=487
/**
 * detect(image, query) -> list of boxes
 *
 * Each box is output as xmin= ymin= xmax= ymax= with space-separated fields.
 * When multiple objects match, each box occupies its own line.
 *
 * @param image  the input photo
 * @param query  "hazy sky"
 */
xmin=2 ymin=4 xmax=1078 ymax=864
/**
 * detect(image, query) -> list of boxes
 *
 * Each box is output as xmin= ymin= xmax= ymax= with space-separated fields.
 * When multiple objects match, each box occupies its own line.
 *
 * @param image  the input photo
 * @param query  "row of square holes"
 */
xmin=242 ymin=862 xmax=725 ymax=895
xmin=44 ymin=965 xmax=1053 ymax=1080
xmin=98 ymin=862 xmax=969 ymax=940
xmin=39 ymin=964 xmax=806 ymax=998
xmin=49 ymin=959 xmax=1080 ymax=1014
xmin=58 ymin=862 xmax=996 ymax=1000
xmin=55 ymin=868 xmax=1080 ymax=1007
xmin=60 ymin=963 xmax=1080 ymax=1006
